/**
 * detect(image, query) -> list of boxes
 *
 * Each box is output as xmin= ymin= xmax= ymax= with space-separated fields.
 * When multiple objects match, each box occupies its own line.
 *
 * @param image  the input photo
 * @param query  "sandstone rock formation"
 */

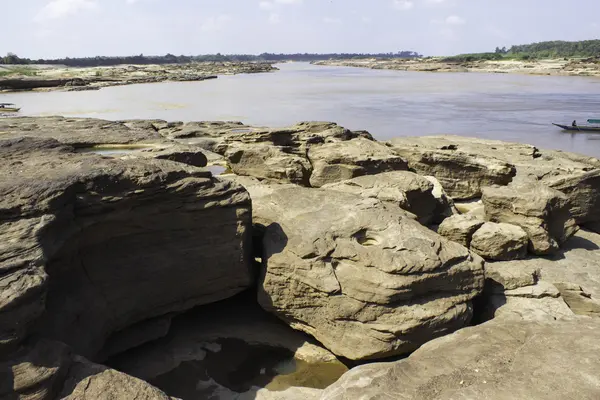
xmin=320 ymin=319 xmax=600 ymax=400
xmin=482 ymin=182 xmax=578 ymax=255
xmin=1 ymin=137 xmax=253 ymax=397
xmin=437 ymin=214 xmax=484 ymax=247
xmin=250 ymin=185 xmax=484 ymax=360
xmin=107 ymin=293 xmax=347 ymax=400
xmin=322 ymin=171 xmax=442 ymax=225
xmin=469 ymin=222 xmax=529 ymax=261
xmin=388 ymin=137 xmax=516 ymax=199
xmin=308 ymin=138 xmax=408 ymax=187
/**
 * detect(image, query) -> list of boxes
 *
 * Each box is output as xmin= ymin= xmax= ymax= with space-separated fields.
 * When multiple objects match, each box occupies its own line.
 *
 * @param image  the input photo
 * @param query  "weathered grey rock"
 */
xmin=470 ymin=222 xmax=529 ymax=261
xmin=484 ymin=262 xmax=540 ymax=290
xmin=133 ymin=145 xmax=208 ymax=167
xmin=109 ymin=293 xmax=347 ymax=400
xmin=322 ymin=171 xmax=439 ymax=225
xmin=485 ymin=229 xmax=600 ymax=320
xmin=482 ymin=182 xmax=578 ymax=255
xmin=321 ymin=319 xmax=600 ymax=400
xmin=308 ymin=138 xmax=408 ymax=188
xmin=0 ymin=116 xmax=165 ymax=145
xmin=0 ymin=340 xmax=72 ymax=400
xmin=437 ymin=214 xmax=484 ymax=247
xmin=485 ymin=292 xmax=574 ymax=322
xmin=388 ymin=136 xmax=517 ymax=199
xmin=0 ymin=137 xmax=253 ymax=361
xmin=251 ymin=185 xmax=484 ymax=360
xmin=226 ymin=144 xmax=312 ymax=185
xmin=544 ymin=169 xmax=600 ymax=226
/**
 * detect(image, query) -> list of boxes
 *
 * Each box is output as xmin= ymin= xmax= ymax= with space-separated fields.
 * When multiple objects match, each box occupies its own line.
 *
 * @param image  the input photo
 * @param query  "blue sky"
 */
xmin=4 ymin=0 xmax=600 ymax=58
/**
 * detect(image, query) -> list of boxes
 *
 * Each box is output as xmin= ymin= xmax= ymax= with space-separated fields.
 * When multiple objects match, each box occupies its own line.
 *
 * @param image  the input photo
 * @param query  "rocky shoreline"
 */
xmin=0 ymin=62 xmax=277 ymax=92
xmin=312 ymin=57 xmax=600 ymax=77
xmin=2 ymin=116 xmax=600 ymax=399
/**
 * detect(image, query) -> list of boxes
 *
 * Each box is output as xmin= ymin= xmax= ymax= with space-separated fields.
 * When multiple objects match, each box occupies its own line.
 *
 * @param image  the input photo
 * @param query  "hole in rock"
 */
xmin=353 ymin=229 xmax=380 ymax=246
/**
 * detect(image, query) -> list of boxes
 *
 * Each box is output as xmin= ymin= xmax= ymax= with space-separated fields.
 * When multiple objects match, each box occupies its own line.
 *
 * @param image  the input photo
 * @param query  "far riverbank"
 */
xmin=312 ymin=57 xmax=600 ymax=77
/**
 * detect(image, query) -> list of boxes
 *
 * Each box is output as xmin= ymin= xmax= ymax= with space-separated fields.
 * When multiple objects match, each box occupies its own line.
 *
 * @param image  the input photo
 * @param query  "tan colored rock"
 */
xmin=554 ymin=282 xmax=600 ymax=317
xmin=388 ymin=136 xmax=516 ymax=199
xmin=226 ymin=144 xmax=312 ymax=185
xmin=484 ymin=262 xmax=540 ymax=291
xmin=252 ymin=185 xmax=484 ymax=360
xmin=322 ymin=171 xmax=439 ymax=225
xmin=437 ymin=214 xmax=484 ymax=247
xmin=61 ymin=356 xmax=172 ymax=400
xmin=320 ymin=319 xmax=600 ymax=400
xmin=482 ymin=182 xmax=578 ymax=255
xmin=0 ymin=137 xmax=253 ymax=360
xmin=470 ymin=222 xmax=529 ymax=261
xmin=308 ymin=138 xmax=408 ymax=187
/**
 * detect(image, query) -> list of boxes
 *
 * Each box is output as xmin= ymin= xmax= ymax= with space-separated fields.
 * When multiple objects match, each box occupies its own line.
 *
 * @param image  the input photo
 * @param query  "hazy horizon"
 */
xmin=4 ymin=0 xmax=600 ymax=59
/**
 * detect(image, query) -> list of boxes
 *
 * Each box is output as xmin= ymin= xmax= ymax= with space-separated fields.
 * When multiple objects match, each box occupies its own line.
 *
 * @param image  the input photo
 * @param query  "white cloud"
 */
xmin=274 ymin=0 xmax=303 ymax=4
xmin=269 ymin=12 xmax=281 ymax=24
xmin=362 ymin=16 xmax=373 ymax=24
xmin=393 ymin=0 xmax=414 ymax=11
xmin=259 ymin=1 xmax=275 ymax=10
xmin=323 ymin=17 xmax=342 ymax=24
xmin=200 ymin=15 xmax=232 ymax=32
xmin=445 ymin=15 xmax=465 ymax=25
xmin=34 ymin=0 xmax=98 ymax=22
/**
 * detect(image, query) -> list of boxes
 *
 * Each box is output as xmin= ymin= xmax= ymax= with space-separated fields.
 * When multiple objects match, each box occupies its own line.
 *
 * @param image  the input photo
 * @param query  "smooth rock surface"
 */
xmin=320 ymin=319 xmax=600 ymax=400
xmin=251 ymin=185 xmax=484 ymax=360
xmin=482 ymin=182 xmax=578 ymax=255
xmin=470 ymin=222 xmax=529 ymax=261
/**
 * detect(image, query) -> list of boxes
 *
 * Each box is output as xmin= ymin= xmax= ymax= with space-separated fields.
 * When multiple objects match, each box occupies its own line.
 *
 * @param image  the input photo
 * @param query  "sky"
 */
xmin=4 ymin=0 xmax=600 ymax=59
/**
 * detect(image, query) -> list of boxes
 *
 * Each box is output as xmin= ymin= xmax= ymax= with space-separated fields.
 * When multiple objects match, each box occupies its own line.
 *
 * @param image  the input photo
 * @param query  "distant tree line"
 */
xmin=443 ymin=40 xmax=600 ymax=62
xmin=1 ymin=51 xmax=422 ymax=67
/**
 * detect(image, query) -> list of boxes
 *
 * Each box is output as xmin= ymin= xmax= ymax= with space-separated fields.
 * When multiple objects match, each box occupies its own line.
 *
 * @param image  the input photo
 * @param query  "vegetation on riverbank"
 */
xmin=1 ymin=51 xmax=422 ymax=67
xmin=0 ymin=66 xmax=38 ymax=77
xmin=443 ymin=40 xmax=600 ymax=62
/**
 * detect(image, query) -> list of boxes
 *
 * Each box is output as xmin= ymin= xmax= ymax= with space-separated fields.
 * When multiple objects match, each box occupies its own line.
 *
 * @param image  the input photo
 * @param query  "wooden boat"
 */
xmin=0 ymin=103 xmax=20 ymax=112
xmin=553 ymin=123 xmax=600 ymax=132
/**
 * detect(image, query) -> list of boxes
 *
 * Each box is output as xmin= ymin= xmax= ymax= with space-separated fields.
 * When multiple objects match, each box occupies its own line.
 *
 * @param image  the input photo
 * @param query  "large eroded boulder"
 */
xmin=308 ymin=138 xmax=408 ymax=187
xmin=250 ymin=185 xmax=484 ymax=360
xmin=470 ymin=222 xmax=529 ymax=261
xmin=0 ymin=137 xmax=253 ymax=361
xmin=322 ymin=171 xmax=441 ymax=225
xmin=388 ymin=136 xmax=516 ymax=200
xmin=320 ymin=319 xmax=600 ymax=400
xmin=437 ymin=214 xmax=484 ymax=247
xmin=482 ymin=182 xmax=578 ymax=255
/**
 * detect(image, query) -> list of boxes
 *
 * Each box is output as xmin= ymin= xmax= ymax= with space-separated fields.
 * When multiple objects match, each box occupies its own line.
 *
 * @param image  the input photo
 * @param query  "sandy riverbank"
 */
xmin=0 ymin=61 xmax=277 ymax=92
xmin=312 ymin=57 xmax=600 ymax=77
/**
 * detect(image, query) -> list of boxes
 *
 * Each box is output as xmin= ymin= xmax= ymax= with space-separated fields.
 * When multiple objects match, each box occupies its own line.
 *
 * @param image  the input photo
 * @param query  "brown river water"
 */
xmin=1 ymin=62 xmax=600 ymax=158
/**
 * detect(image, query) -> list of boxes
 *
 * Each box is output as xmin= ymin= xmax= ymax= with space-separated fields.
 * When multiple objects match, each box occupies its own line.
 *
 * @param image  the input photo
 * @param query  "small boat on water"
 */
xmin=0 ymin=103 xmax=20 ymax=112
xmin=553 ymin=123 xmax=600 ymax=133
xmin=588 ymin=119 xmax=600 ymax=124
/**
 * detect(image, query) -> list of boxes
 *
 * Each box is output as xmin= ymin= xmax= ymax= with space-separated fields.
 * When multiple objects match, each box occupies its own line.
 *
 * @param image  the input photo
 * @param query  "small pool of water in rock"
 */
xmin=148 ymin=338 xmax=346 ymax=399
xmin=76 ymin=145 xmax=155 ymax=156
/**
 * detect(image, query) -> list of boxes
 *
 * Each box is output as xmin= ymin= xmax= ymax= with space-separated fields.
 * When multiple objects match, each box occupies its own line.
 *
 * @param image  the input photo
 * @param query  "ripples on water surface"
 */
xmin=2 ymin=62 xmax=600 ymax=158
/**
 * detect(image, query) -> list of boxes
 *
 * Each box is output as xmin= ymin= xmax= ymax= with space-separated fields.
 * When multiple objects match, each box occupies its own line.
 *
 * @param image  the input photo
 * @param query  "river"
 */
xmin=2 ymin=62 xmax=600 ymax=158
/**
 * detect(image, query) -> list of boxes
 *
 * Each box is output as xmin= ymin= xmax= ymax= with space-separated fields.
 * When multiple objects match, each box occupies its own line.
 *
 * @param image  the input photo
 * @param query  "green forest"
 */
xmin=442 ymin=40 xmax=600 ymax=62
xmin=0 ymin=51 xmax=422 ymax=67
